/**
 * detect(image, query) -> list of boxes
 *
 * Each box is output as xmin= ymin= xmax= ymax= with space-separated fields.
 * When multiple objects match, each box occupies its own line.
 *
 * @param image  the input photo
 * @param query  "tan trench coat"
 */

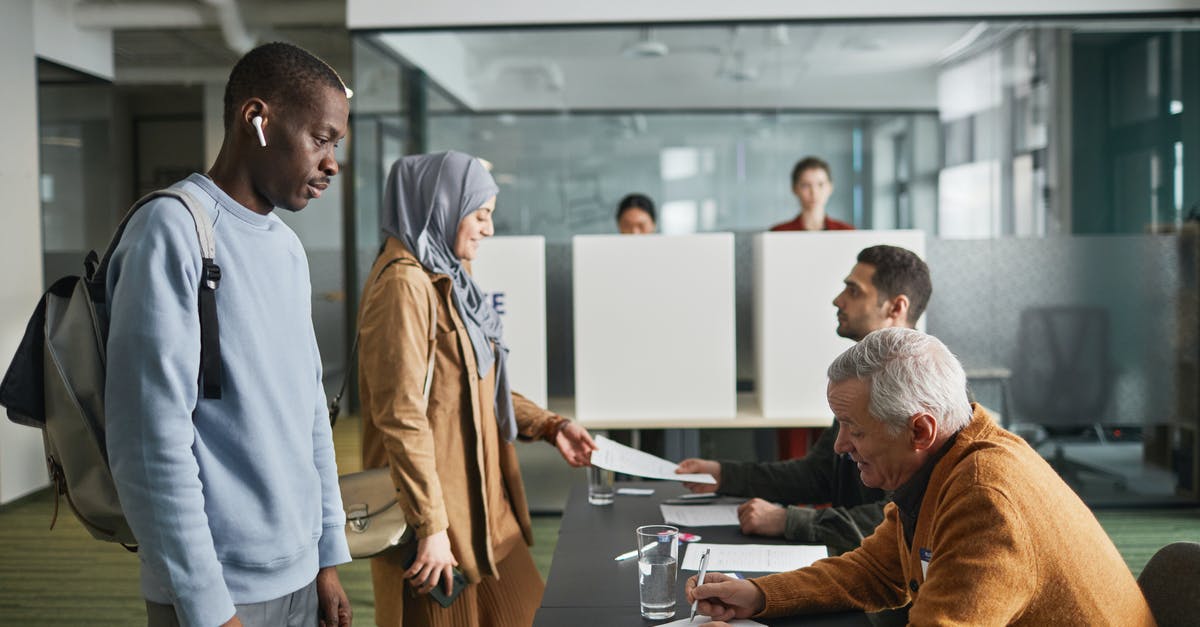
xmin=357 ymin=238 xmax=564 ymax=601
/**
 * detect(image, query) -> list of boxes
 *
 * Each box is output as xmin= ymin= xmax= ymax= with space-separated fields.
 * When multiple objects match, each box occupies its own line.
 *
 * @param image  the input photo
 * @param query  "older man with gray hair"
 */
xmin=687 ymin=328 xmax=1154 ymax=626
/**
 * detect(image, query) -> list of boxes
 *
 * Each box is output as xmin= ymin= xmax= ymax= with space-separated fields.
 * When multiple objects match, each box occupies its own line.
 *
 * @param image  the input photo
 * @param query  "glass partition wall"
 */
xmin=350 ymin=19 xmax=1200 ymax=506
xmin=350 ymin=36 xmax=409 ymax=334
xmin=37 ymin=61 xmax=123 ymax=288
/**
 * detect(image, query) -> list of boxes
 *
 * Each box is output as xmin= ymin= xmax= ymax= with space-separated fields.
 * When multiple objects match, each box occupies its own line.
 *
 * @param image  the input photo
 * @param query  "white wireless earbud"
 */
xmin=251 ymin=115 xmax=267 ymax=147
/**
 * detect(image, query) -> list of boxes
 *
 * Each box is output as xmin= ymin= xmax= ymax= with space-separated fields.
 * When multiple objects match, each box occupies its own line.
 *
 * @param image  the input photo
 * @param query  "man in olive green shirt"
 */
xmin=677 ymin=245 xmax=931 ymax=555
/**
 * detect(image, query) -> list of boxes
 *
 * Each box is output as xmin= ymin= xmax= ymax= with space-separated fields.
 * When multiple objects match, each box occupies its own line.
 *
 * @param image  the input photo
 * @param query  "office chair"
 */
xmin=1137 ymin=541 xmax=1200 ymax=627
xmin=1009 ymin=306 xmax=1128 ymax=490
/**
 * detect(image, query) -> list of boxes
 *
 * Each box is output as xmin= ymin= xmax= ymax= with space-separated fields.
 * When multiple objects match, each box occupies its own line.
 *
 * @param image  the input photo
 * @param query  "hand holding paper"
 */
xmin=590 ymin=435 xmax=716 ymax=484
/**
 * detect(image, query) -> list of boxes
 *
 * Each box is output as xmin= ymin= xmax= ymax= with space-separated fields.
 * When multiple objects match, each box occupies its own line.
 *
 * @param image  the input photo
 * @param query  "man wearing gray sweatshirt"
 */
xmin=105 ymin=43 xmax=352 ymax=627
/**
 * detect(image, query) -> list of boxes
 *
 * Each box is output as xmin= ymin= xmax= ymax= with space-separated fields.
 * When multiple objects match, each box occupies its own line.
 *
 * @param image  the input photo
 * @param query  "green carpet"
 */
xmin=1094 ymin=508 xmax=1200 ymax=576
xmin=0 ymin=488 xmax=561 ymax=626
xmin=2 ymin=412 xmax=1193 ymax=624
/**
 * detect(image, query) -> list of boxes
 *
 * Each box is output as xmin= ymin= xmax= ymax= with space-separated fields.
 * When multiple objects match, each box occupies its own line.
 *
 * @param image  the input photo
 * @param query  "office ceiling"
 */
xmin=71 ymin=1 xmax=1200 ymax=111
xmin=74 ymin=0 xmax=351 ymax=83
xmin=377 ymin=23 xmax=986 ymax=112
xmin=114 ymin=26 xmax=352 ymax=82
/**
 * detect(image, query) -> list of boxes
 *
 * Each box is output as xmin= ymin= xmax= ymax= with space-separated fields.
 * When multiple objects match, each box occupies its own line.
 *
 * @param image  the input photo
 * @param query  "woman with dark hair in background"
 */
xmin=357 ymin=151 xmax=597 ymax=627
xmin=616 ymin=192 xmax=657 ymax=234
xmin=770 ymin=156 xmax=853 ymax=231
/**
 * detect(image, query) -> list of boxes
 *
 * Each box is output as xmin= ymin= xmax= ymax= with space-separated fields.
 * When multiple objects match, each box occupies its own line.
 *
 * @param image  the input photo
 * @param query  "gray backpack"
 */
xmin=0 ymin=188 xmax=222 ymax=546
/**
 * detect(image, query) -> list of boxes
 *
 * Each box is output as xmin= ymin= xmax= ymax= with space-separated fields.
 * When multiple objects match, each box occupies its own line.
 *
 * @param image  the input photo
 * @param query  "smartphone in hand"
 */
xmin=404 ymin=552 xmax=467 ymax=608
xmin=430 ymin=569 xmax=467 ymax=608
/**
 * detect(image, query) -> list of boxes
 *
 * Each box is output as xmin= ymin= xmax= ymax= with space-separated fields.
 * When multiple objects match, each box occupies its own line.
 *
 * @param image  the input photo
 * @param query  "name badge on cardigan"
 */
xmin=919 ymin=547 xmax=932 ymax=579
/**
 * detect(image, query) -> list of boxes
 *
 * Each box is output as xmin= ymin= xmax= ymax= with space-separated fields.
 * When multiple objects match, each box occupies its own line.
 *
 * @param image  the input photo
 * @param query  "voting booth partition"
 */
xmin=754 ymin=230 xmax=926 ymax=420
xmin=472 ymin=236 xmax=549 ymax=407
xmin=476 ymin=232 xmax=929 ymax=508
xmin=572 ymin=234 xmax=738 ymax=423
xmin=475 ymin=232 xmax=926 ymax=425
xmin=472 ymin=236 xmax=570 ymax=511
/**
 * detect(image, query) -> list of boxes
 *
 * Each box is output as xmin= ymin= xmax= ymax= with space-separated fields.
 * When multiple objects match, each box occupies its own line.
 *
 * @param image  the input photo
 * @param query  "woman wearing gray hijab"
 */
xmin=358 ymin=151 xmax=596 ymax=627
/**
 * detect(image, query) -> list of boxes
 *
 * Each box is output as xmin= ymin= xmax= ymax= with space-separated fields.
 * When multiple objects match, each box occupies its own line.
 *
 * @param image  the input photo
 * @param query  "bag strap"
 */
xmin=91 ymin=188 xmax=223 ymax=400
xmin=329 ymin=258 xmax=436 ymax=426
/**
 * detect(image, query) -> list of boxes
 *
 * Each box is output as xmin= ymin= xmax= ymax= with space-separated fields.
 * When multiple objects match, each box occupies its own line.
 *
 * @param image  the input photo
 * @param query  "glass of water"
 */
xmin=588 ymin=465 xmax=616 ymax=505
xmin=635 ymin=524 xmax=679 ymax=619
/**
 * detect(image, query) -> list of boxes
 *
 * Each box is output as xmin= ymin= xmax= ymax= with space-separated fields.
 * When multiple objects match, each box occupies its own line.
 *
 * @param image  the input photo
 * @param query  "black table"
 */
xmin=535 ymin=480 xmax=872 ymax=626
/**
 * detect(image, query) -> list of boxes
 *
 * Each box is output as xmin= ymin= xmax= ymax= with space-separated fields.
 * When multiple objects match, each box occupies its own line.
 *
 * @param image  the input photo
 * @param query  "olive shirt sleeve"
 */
xmin=717 ymin=423 xmax=840 ymax=503
xmin=357 ymin=267 xmax=449 ymax=539
xmin=784 ymin=503 xmax=885 ymax=555
xmin=719 ymin=424 xmax=886 ymax=551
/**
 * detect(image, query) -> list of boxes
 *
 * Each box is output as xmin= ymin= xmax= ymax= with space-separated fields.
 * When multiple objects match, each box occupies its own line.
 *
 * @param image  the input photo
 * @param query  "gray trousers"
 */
xmin=146 ymin=579 xmax=318 ymax=627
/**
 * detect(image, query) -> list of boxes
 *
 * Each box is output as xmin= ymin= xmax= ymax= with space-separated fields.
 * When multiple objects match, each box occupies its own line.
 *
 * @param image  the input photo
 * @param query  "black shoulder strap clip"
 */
xmin=199 ymin=257 xmax=222 ymax=399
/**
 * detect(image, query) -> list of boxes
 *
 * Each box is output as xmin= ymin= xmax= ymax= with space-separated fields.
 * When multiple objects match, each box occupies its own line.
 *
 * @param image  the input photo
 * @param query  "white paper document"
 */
xmin=590 ymin=435 xmax=716 ymax=484
xmin=660 ymin=504 xmax=740 ymax=527
xmin=656 ymin=617 xmax=764 ymax=627
xmin=681 ymin=542 xmax=827 ymax=572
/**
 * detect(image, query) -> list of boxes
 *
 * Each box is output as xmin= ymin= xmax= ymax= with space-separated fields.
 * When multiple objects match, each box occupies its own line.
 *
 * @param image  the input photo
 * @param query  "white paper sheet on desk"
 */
xmin=681 ymin=542 xmax=827 ymax=572
xmin=590 ymin=435 xmax=716 ymax=484
xmin=660 ymin=504 xmax=740 ymax=527
xmin=656 ymin=617 xmax=764 ymax=627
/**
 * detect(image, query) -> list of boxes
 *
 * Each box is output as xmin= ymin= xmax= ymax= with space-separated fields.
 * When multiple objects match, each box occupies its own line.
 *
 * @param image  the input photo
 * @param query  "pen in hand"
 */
xmin=690 ymin=548 xmax=711 ymax=623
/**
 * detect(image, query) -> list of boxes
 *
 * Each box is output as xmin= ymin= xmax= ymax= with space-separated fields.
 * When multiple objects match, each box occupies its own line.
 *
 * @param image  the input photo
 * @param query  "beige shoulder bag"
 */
xmin=329 ymin=258 xmax=436 ymax=559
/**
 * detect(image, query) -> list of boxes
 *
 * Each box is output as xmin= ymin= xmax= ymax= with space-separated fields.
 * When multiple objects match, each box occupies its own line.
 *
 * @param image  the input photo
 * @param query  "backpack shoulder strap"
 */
xmin=90 ymin=189 xmax=214 ymax=287
xmin=94 ymin=187 xmax=223 ymax=400
xmin=164 ymin=190 xmax=223 ymax=400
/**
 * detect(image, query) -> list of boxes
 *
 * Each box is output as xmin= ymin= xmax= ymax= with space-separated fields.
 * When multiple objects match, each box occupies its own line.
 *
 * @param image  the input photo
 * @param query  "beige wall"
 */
xmin=34 ymin=0 xmax=114 ymax=79
xmin=0 ymin=0 xmax=50 ymax=504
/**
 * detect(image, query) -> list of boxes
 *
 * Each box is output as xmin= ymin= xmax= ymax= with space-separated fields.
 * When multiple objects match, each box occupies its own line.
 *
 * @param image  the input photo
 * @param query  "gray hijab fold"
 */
xmin=380 ymin=151 xmax=516 ymax=442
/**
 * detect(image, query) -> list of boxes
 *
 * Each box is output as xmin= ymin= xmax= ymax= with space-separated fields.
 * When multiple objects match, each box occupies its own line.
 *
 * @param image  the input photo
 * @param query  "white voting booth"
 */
xmin=471 ymin=236 xmax=566 ymax=511
xmin=573 ymin=233 xmax=737 ymax=422
xmin=472 ymin=236 xmax=548 ymax=407
xmin=754 ymin=230 xmax=926 ymax=421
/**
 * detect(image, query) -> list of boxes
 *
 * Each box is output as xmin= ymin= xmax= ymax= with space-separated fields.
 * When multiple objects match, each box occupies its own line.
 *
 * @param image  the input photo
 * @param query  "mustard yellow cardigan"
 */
xmin=750 ymin=405 xmax=1155 ymax=626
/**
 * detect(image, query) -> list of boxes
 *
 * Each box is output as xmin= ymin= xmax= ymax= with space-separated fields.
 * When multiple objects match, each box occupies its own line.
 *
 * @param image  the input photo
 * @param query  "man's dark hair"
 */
xmin=616 ymin=193 xmax=656 ymax=223
xmin=790 ymin=156 xmax=833 ymax=186
xmin=223 ymin=42 xmax=345 ymax=131
xmin=857 ymin=245 xmax=932 ymax=325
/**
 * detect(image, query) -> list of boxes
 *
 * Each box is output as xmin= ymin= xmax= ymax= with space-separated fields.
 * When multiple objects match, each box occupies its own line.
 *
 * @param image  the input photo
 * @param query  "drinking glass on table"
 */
xmin=588 ymin=465 xmax=615 ymax=505
xmin=635 ymin=524 xmax=679 ymax=619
